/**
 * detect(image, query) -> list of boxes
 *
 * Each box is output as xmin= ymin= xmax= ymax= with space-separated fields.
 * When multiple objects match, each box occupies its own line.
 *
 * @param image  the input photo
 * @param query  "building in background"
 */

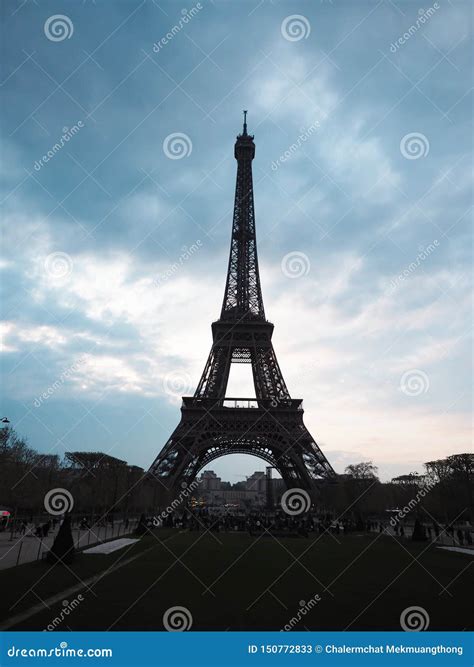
xmin=195 ymin=469 xmax=285 ymax=509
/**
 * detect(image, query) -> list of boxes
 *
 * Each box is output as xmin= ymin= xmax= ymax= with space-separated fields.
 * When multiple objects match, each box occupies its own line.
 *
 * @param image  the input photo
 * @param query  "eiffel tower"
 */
xmin=149 ymin=113 xmax=335 ymax=497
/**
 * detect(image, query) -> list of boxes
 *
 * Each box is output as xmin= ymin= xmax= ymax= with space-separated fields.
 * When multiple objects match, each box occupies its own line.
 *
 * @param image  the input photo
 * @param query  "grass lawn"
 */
xmin=0 ymin=529 xmax=471 ymax=631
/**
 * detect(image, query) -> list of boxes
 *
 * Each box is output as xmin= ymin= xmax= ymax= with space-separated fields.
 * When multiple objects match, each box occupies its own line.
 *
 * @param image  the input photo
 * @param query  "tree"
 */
xmin=65 ymin=451 xmax=129 ymax=515
xmin=425 ymin=453 xmax=474 ymax=521
xmin=343 ymin=462 xmax=380 ymax=529
xmin=0 ymin=427 xmax=60 ymax=510
xmin=345 ymin=461 xmax=379 ymax=480
xmin=391 ymin=473 xmax=427 ymax=487
xmin=424 ymin=458 xmax=452 ymax=485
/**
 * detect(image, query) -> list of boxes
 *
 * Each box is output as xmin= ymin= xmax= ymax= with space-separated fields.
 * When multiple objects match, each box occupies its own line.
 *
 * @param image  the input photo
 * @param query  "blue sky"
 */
xmin=0 ymin=0 xmax=472 ymax=482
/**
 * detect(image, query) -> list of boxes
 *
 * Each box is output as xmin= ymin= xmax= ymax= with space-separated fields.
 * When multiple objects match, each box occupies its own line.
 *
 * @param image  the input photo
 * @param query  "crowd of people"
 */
xmin=147 ymin=506 xmax=473 ymax=546
xmin=15 ymin=518 xmax=57 ymax=539
xmin=6 ymin=508 xmax=473 ymax=549
xmin=7 ymin=514 xmax=134 ymax=541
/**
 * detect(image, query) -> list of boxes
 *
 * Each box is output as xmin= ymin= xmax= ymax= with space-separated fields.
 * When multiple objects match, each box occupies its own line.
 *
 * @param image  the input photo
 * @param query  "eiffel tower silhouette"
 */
xmin=149 ymin=113 xmax=335 ymax=496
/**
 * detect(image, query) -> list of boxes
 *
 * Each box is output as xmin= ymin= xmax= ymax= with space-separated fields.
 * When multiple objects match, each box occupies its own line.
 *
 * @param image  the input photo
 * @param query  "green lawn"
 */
xmin=1 ymin=529 xmax=472 ymax=631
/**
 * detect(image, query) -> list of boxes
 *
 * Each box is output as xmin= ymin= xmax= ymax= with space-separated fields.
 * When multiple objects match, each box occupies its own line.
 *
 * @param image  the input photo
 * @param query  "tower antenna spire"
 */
xmin=243 ymin=109 xmax=248 ymax=135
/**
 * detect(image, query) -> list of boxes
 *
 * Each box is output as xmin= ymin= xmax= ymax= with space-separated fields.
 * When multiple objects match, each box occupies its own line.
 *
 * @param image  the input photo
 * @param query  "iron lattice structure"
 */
xmin=149 ymin=114 xmax=336 ymax=494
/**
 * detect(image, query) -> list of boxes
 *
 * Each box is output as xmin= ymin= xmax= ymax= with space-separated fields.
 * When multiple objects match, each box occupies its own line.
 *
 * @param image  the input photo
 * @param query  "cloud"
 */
xmin=0 ymin=0 xmax=471 ymax=478
xmin=251 ymin=46 xmax=401 ymax=204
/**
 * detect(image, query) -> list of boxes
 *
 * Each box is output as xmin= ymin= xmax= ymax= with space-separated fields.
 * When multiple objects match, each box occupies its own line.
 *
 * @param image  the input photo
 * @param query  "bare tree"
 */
xmin=344 ymin=461 xmax=379 ymax=480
